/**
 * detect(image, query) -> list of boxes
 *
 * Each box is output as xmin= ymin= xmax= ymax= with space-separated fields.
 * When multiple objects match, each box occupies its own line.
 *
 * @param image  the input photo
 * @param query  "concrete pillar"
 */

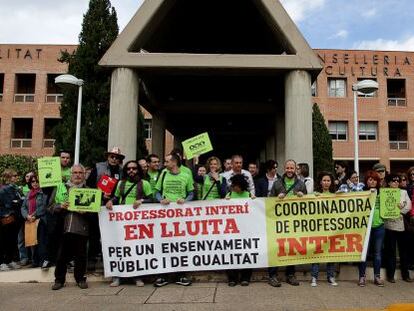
xmin=275 ymin=112 xmax=285 ymax=165
xmin=284 ymin=70 xmax=313 ymax=174
xmin=108 ymin=68 xmax=138 ymax=162
xmin=151 ymin=112 xmax=166 ymax=158
xmin=173 ymin=136 xmax=182 ymax=150
xmin=266 ymin=136 xmax=276 ymax=160
xmin=260 ymin=148 xmax=266 ymax=163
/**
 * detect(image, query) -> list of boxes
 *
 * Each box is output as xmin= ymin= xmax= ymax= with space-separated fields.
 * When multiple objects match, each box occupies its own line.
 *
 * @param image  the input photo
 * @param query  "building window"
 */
xmin=329 ymin=121 xmax=348 ymax=141
xmin=11 ymin=118 xmax=33 ymax=148
xmin=46 ymin=74 xmax=63 ymax=103
xmin=357 ymin=78 xmax=377 ymax=98
xmin=359 ymin=122 xmax=378 ymax=140
xmin=43 ymin=118 xmax=60 ymax=148
xmin=328 ymin=78 xmax=346 ymax=97
xmin=311 ymin=81 xmax=317 ymax=97
xmin=387 ymin=79 xmax=406 ymax=106
xmin=389 ymin=121 xmax=408 ymax=150
xmin=144 ymin=119 xmax=152 ymax=139
xmin=0 ymin=73 xmax=4 ymax=102
xmin=14 ymin=74 xmax=36 ymax=102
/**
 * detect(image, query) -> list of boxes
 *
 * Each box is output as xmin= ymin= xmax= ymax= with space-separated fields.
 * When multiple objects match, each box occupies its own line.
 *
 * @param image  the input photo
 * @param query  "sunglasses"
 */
xmin=127 ymin=166 xmax=138 ymax=171
xmin=109 ymin=155 xmax=120 ymax=160
xmin=376 ymin=170 xmax=385 ymax=173
xmin=392 ymin=178 xmax=400 ymax=182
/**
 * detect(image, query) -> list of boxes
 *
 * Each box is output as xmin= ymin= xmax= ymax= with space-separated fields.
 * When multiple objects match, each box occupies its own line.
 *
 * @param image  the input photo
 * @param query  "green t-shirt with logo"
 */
xmin=372 ymin=195 xmax=384 ymax=228
xmin=202 ymin=175 xmax=223 ymax=200
xmin=147 ymin=170 xmax=160 ymax=197
xmin=284 ymin=177 xmax=295 ymax=197
xmin=155 ymin=169 xmax=194 ymax=202
xmin=114 ymin=180 xmax=152 ymax=205
xmin=227 ymin=191 xmax=250 ymax=199
xmin=62 ymin=167 xmax=71 ymax=183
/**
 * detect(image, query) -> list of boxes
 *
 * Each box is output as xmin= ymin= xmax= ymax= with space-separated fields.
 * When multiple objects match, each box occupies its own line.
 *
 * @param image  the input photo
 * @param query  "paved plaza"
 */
xmin=1 ymin=280 xmax=413 ymax=311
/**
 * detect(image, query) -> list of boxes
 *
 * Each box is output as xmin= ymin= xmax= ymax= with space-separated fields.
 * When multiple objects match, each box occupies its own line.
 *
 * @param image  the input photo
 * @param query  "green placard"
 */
xmin=182 ymin=132 xmax=213 ymax=159
xmin=69 ymin=188 xmax=102 ymax=213
xmin=380 ymin=188 xmax=401 ymax=219
xmin=38 ymin=157 xmax=62 ymax=188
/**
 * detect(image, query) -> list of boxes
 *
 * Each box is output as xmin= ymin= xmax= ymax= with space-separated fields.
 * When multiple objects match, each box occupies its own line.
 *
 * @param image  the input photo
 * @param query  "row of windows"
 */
xmin=328 ymin=121 xmax=409 ymax=150
xmin=0 ymin=73 xmax=63 ymax=103
xmin=313 ymin=78 xmax=407 ymax=106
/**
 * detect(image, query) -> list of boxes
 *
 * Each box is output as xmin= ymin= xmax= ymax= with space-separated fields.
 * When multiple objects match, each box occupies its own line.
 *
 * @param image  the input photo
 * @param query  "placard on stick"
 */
xmin=38 ymin=157 xmax=62 ymax=188
xmin=182 ymin=132 xmax=213 ymax=159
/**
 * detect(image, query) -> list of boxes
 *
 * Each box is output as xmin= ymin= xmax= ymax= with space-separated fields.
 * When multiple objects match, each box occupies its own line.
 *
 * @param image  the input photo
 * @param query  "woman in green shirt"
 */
xmin=358 ymin=170 xmax=385 ymax=287
xmin=195 ymin=157 xmax=227 ymax=200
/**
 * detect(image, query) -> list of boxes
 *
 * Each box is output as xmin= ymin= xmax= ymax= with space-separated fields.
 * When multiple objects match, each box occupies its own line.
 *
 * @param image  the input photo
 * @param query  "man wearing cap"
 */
xmin=373 ymin=163 xmax=387 ymax=187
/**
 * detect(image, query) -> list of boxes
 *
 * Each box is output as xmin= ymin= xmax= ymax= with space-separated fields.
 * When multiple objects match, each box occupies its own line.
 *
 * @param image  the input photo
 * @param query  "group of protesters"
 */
xmin=0 ymin=147 xmax=414 ymax=291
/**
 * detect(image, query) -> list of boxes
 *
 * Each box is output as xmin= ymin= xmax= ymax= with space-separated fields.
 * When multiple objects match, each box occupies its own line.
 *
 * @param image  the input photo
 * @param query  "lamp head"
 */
xmin=352 ymin=79 xmax=378 ymax=94
xmin=55 ymin=74 xmax=84 ymax=86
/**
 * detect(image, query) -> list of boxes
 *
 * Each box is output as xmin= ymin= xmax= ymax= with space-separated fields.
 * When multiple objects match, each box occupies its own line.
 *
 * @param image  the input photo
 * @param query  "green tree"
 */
xmin=52 ymin=0 xmax=120 ymax=166
xmin=0 ymin=155 xmax=37 ymax=185
xmin=312 ymin=103 xmax=334 ymax=176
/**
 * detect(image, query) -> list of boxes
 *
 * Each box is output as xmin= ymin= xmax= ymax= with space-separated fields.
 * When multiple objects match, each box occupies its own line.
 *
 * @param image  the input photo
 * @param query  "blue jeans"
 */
xmin=311 ymin=263 xmax=335 ymax=279
xmin=18 ymin=224 xmax=28 ymax=261
xmin=358 ymin=225 xmax=385 ymax=278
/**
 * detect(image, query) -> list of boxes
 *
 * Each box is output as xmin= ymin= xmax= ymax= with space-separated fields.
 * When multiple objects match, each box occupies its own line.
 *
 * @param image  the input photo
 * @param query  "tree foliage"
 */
xmin=312 ymin=103 xmax=334 ymax=176
xmin=52 ymin=0 xmax=119 ymax=166
xmin=0 ymin=155 xmax=37 ymax=185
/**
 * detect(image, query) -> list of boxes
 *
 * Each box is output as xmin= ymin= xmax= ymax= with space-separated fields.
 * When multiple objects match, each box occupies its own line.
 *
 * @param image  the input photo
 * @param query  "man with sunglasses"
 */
xmin=372 ymin=163 xmax=387 ymax=188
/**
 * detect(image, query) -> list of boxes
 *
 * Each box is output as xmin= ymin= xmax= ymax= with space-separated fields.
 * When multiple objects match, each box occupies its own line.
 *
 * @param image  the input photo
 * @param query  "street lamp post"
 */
xmin=352 ymin=79 xmax=379 ymax=175
xmin=55 ymin=74 xmax=84 ymax=165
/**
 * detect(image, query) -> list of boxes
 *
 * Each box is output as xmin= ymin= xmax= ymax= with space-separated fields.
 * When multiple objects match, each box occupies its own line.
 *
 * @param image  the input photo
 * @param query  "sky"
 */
xmin=0 ymin=0 xmax=413 ymax=51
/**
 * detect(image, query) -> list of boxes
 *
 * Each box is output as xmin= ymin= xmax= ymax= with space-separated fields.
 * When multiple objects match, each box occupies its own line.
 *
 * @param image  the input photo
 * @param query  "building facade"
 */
xmin=314 ymin=49 xmax=414 ymax=173
xmin=1 ymin=44 xmax=414 ymax=172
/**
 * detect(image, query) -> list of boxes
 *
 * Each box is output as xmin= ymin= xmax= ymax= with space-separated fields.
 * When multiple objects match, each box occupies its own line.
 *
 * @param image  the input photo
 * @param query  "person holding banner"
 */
xmin=358 ymin=170 xmax=385 ymax=287
xmin=311 ymin=172 xmax=338 ymax=287
xmin=221 ymin=155 xmax=255 ymax=197
xmin=106 ymin=160 xmax=153 ymax=287
xmin=255 ymin=160 xmax=279 ymax=198
xmin=194 ymin=157 xmax=227 ymax=200
xmin=383 ymin=174 xmax=413 ymax=283
xmin=268 ymin=159 xmax=307 ymax=287
xmin=51 ymin=164 xmax=91 ymax=291
xmin=21 ymin=175 xmax=49 ymax=269
xmin=154 ymin=153 xmax=194 ymax=287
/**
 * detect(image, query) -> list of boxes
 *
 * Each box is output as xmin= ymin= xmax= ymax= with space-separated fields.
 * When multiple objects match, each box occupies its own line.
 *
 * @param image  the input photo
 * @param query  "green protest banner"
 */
xmin=265 ymin=191 xmax=376 ymax=266
xmin=182 ymin=132 xmax=213 ymax=159
xmin=38 ymin=157 xmax=62 ymax=188
xmin=69 ymin=188 xmax=102 ymax=213
xmin=380 ymin=188 xmax=401 ymax=219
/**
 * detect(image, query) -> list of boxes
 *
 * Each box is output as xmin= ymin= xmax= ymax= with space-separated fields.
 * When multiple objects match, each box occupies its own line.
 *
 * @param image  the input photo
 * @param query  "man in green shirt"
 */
xmin=154 ymin=153 xmax=194 ymax=287
xmin=268 ymin=159 xmax=307 ymax=287
xmin=146 ymin=154 xmax=161 ymax=197
xmin=59 ymin=151 xmax=72 ymax=183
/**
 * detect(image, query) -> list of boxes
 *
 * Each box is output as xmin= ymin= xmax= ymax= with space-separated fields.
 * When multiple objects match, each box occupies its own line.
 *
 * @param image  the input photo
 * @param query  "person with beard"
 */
xmin=267 ymin=159 xmax=307 ymax=287
xmin=105 ymin=160 xmax=153 ymax=287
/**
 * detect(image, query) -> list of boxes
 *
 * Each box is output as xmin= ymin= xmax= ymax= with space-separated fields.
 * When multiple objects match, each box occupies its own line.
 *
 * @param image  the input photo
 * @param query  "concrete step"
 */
xmin=0 ymin=264 xmax=412 ymax=283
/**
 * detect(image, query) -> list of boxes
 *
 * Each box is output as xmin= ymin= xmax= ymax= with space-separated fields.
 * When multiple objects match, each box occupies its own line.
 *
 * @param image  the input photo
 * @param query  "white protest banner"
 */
xmin=99 ymin=199 xmax=268 ymax=277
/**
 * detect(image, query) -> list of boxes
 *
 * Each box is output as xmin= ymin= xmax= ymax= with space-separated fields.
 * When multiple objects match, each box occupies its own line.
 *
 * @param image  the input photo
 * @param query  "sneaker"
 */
xmin=228 ymin=281 xmax=237 ymax=287
xmin=77 ymin=281 xmax=88 ymax=289
xmin=0 ymin=263 xmax=11 ymax=271
xmin=358 ymin=276 xmax=366 ymax=287
xmin=154 ymin=277 xmax=168 ymax=287
xmin=286 ymin=275 xmax=300 ymax=286
xmin=175 ymin=277 xmax=192 ymax=286
xmin=240 ymin=280 xmax=250 ymax=286
xmin=8 ymin=261 xmax=21 ymax=269
xmin=268 ymin=276 xmax=281 ymax=287
xmin=41 ymin=261 xmax=51 ymax=271
xmin=374 ymin=276 xmax=384 ymax=287
xmin=328 ymin=277 xmax=338 ymax=286
xmin=311 ymin=277 xmax=317 ymax=287
xmin=51 ymin=282 xmax=64 ymax=290
xmin=135 ymin=278 xmax=144 ymax=287
xmin=110 ymin=277 xmax=120 ymax=287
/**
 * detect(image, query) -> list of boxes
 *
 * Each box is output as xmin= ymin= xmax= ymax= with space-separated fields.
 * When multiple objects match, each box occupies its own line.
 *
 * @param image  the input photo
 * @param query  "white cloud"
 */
xmin=280 ymin=0 xmax=326 ymax=22
xmin=353 ymin=36 xmax=414 ymax=51
xmin=329 ymin=29 xmax=349 ymax=40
